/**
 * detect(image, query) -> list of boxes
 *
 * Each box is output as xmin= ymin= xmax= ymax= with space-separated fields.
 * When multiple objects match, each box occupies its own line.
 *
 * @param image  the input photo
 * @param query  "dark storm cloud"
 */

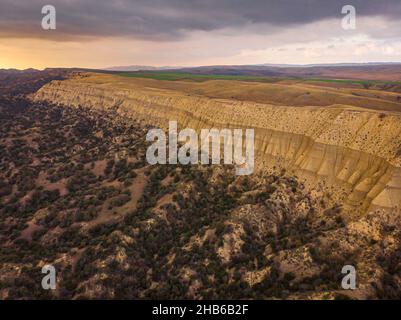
xmin=1 ymin=0 xmax=401 ymax=40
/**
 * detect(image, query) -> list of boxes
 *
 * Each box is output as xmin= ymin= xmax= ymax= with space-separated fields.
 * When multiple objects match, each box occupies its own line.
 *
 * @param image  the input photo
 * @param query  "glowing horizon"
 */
xmin=1 ymin=1 xmax=401 ymax=70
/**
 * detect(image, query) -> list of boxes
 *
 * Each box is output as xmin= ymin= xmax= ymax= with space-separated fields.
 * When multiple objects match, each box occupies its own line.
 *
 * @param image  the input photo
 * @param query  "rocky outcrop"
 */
xmin=30 ymin=74 xmax=401 ymax=215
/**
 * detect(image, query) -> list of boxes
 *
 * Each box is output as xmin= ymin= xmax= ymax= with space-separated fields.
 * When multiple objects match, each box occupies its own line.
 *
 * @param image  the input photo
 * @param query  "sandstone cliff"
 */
xmin=30 ymin=73 xmax=401 ymax=216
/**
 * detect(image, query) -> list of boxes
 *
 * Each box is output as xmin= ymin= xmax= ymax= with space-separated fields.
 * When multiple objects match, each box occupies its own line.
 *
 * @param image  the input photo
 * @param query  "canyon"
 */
xmin=2 ymin=69 xmax=401 ymax=299
xmin=31 ymin=73 xmax=401 ymax=217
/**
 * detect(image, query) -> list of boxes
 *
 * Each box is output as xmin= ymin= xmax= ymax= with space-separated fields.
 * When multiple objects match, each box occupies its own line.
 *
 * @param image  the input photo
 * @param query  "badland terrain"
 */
xmin=1 ymin=65 xmax=401 ymax=299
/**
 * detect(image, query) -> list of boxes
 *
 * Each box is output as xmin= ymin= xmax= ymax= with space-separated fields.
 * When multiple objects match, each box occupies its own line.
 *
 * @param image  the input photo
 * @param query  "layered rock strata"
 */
xmin=31 ymin=74 xmax=401 ymax=215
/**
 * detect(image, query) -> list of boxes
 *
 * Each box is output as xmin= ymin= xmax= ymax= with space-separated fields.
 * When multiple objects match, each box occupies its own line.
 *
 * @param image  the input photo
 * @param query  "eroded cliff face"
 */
xmin=30 ymin=74 xmax=401 ymax=216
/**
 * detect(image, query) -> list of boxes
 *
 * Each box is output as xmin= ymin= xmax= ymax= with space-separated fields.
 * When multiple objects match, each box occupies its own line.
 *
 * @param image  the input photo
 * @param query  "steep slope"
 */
xmin=30 ymin=73 xmax=401 ymax=216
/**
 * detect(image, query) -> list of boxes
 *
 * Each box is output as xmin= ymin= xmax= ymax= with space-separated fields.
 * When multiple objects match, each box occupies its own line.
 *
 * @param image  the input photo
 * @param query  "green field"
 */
xmin=115 ymin=71 xmax=401 ymax=89
xmin=306 ymin=78 xmax=401 ymax=87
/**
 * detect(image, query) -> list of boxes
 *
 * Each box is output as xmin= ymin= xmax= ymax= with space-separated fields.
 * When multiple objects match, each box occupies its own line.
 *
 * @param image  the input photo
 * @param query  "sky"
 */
xmin=1 ymin=0 xmax=401 ymax=69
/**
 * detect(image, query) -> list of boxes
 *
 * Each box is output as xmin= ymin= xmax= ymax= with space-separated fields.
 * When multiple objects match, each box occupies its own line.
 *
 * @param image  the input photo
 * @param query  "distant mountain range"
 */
xmin=104 ymin=62 xmax=401 ymax=72
xmin=105 ymin=65 xmax=183 ymax=71
xmin=3 ymin=62 xmax=401 ymax=82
